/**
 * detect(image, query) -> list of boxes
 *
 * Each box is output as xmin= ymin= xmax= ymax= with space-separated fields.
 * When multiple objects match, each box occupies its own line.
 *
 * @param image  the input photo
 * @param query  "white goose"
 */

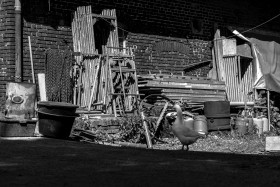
xmin=172 ymin=104 xmax=205 ymax=151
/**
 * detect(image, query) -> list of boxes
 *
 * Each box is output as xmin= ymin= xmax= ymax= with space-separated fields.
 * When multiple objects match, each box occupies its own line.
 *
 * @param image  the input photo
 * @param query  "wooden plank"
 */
xmin=164 ymin=94 xmax=226 ymax=99
xmin=28 ymin=36 xmax=35 ymax=84
xmin=139 ymin=88 xmax=226 ymax=95
xmin=265 ymin=136 xmax=280 ymax=152
xmin=140 ymin=89 xmax=226 ymax=96
xmin=37 ymin=73 xmax=47 ymax=101
xmin=214 ymin=29 xmax=226 ymax=81
xmin=139 ymin=81 xmax=226 ymax=89
xmin=139 ymin=74 xmax=212 ymax=81
xmin=155 ymin=101 xmax=169 ymax=132
xmin=138 ymin=78 xmax=225 ymax=85
xmin=138 ymin=84 xmax=226 ymax=91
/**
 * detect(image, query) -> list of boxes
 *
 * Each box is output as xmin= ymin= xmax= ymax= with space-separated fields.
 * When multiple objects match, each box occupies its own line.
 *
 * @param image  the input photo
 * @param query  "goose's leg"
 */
xmin=181 ymin=145 xmax=184 ymax=150
xmin=186 ymin=145 xmax=189 ymax=151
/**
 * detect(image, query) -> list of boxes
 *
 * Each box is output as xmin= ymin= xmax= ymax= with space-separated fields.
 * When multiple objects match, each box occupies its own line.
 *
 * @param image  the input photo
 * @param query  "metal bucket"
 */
xmin=5 ymin=82 xmax=36 ymax=119
xmin=194 ymin=115 xmax=208 ymax=134
xmin=235 ymin=117 xmax=248 ymax=135
xmin=253 ymin=118 xmax=263 ymax=135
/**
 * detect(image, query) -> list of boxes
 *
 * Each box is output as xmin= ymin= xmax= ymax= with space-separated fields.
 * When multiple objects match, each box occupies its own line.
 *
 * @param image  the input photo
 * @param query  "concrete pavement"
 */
xmin=0 ymin=137 xmax=279 ymax=187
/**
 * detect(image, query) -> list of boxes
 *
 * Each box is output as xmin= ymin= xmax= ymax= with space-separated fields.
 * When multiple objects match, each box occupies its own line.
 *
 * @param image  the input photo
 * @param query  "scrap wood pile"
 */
xmin=138 ymin=73 xmax=227 ymax=107
xmin=71 ymin=6 xmax=139 ymax=116
xmin=71 ymin=115 xmax=159 ymax=148
xmin=255 ymin=90 xmax=280 ymax=131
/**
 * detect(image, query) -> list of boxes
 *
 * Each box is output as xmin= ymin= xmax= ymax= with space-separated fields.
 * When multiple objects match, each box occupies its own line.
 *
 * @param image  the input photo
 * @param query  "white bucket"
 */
xmin=262 ymin=117 xmax=269 ymax=132
xmin=253 ymin=118 xmax=263 ymax=135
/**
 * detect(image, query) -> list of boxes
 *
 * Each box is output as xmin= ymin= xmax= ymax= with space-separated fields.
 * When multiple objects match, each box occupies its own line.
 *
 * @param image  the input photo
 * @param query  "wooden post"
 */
xmin=38 ymin=73 xmax=47 ymax=101
xmin=141 ymin=111 xmax=153 ymax=149
xmin=28 ymin=36 xmax=35 ymax=83
xmin=214 ymin=29 xmax=226 ymax=82
xmin=155 ymin=101 xmax=169 ymax=132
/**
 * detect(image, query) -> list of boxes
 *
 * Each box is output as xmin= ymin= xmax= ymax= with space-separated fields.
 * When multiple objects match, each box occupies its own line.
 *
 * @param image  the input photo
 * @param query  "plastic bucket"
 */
xmin=37 ymin=101 xmax=79 ymax=139
xmin=184 ymin=117 xmax=194 ymax=130
xmin=235 ymin=117 xmax=248 ymax=135
xmin=38 ymin=111 xmax=78 ymax=139
xmin=262 ymin=117 xmax=269 ymax=132
xmin=194 ymin=115 xmax=208 ymax=134
xmin=37 ymin=101 xmax=79 ymax=116
xmin=253 ymin=118 xmax=263 ymax=135
xmin=247 ymin=117 xmax=254 ymax=133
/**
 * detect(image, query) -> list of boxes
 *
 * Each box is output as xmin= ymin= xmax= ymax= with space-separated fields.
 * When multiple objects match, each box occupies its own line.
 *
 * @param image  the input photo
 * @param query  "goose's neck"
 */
xmin=174 ymin=104 xmax=183 ymax=122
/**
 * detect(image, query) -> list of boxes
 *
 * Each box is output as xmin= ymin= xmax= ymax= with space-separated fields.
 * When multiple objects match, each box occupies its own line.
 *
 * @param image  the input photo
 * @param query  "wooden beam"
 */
xmin=214 ymin=29 xmax=226 ymax=82
xmin=37 ymin=73 xmax=47 ymax=101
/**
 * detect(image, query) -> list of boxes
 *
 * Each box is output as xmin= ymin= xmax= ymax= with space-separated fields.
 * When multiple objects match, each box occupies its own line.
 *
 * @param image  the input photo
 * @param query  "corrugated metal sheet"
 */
xmin=223 ymin=55 xmax=253 ymax=102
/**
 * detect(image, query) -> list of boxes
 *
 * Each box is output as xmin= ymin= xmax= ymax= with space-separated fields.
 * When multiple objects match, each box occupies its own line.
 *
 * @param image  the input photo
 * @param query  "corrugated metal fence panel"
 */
xmin=239 ymin=57 xmax=254 ymax=102
xmin=223 ymin=56 xmax=253 ymax=102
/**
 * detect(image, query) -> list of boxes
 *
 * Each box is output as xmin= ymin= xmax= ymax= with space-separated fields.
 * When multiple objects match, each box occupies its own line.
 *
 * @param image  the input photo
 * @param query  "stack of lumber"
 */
xmin=72 ymin=5 xmax=98 ymax=106
xmin=71 ymin=6 xmax=123 ymax=114
xmin=138 ymin=74 xmax=227 ymax=105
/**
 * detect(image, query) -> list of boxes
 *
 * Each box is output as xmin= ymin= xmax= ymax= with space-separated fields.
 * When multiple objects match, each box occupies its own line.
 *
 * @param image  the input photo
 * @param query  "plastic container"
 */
xmin=37 ymin=101 xmax=79 ymax=116
xmin=247 ymin=117 xmax=254 ymax=133
xmin=37 ymin=101 xmax=79 ymax=139
xmin=0 ymin=118 xmax=37 ymax=137
xmin=262 ymin=117 xmax=269 ymax=132
xmin=253 ymin=118 xmax=263 ymax=135
xmin=204 ymin=101 xmax=231 ymax=130
xmin=194 ymin=115 xmax=208 ymax=134
xmin=184 ymin=117 xmax=194 ymax=130
xmin=235 ymin=117 xmax=248 ymax=135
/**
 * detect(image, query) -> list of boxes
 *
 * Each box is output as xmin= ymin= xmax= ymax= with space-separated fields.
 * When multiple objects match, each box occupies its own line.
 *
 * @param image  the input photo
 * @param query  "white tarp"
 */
xmin=233 ymin=30 xmax=280 ymax=92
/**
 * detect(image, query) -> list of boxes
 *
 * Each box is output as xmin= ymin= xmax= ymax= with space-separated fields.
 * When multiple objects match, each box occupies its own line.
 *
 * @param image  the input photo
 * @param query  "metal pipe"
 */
xmin=15 ymin=0 xmax=22 ymax=82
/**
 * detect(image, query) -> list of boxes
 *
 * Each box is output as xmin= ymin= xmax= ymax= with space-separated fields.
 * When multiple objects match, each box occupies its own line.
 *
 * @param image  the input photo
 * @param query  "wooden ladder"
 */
xmin=108 ymin=54 xmax=142 ymax=117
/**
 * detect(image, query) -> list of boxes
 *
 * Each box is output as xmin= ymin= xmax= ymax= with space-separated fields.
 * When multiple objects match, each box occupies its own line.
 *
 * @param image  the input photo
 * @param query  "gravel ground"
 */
xmin=152 ymin=131 xmax=266 ymax=154
xmin=73 ymin=117 xmax=279 ymax=155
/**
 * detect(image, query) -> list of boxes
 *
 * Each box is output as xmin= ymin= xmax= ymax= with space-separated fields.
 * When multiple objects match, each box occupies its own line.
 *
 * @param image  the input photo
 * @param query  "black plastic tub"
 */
xmin=37 ymin=101 xmax=79 ymax=139
xmin=38 ymin=111 xmax=78 ymax=139
xmin=37 ymin=101 xmax=79 ymax=116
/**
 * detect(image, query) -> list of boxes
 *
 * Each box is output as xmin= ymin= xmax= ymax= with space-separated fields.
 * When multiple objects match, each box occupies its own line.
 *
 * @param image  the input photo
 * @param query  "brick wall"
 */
xmin=0 ymin=0 xmax=280 ymax=100
xmin=127 ymin=33 xmax=212 ymax=76
xmin=0 ymin=0 xmax=16 ymax=105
